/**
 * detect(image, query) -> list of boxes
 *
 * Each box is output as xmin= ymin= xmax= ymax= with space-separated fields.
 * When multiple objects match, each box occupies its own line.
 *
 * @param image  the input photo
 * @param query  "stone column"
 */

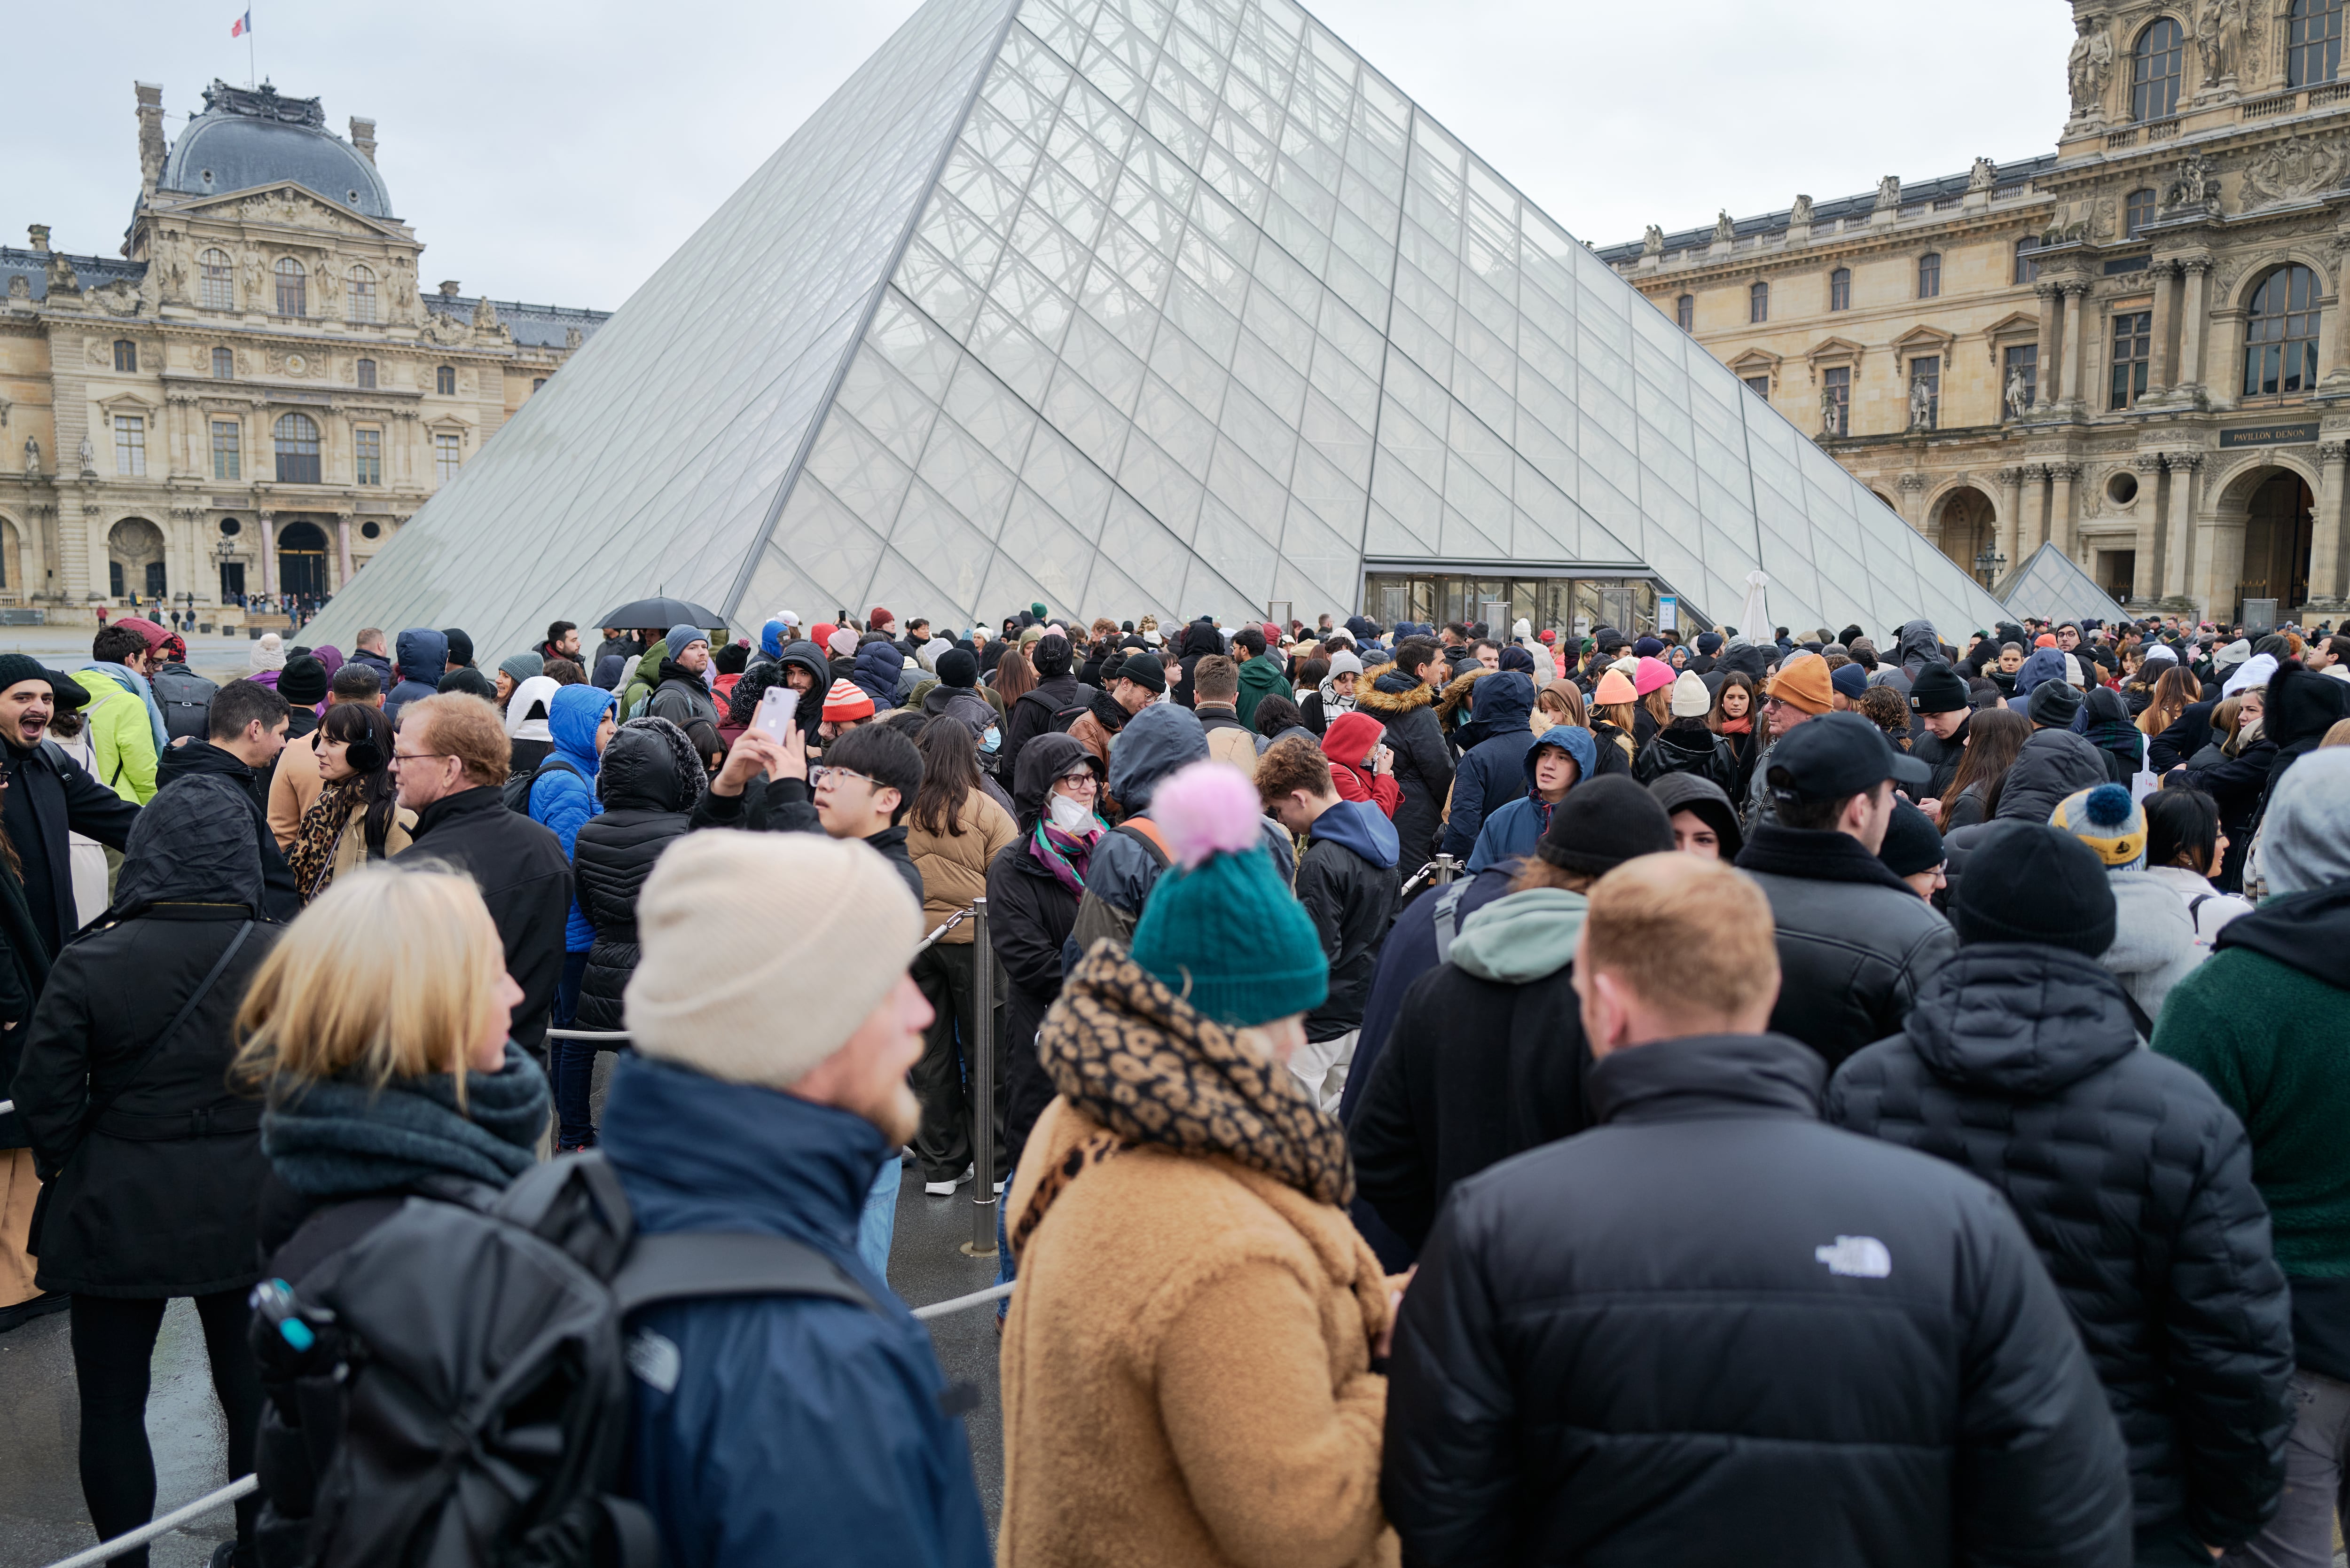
xmin=2311 ymin=441 xmax=2350 ymax=606
xmin=2064 ymin=282 xmax=2095 ymax=414
xmin=335 ymin=515 xmax=354 ymax=589
xmin=2149 ymin=264 xmax=2178 ymax=393
xmin=2049 ymin=462 xmax=2082 ymax=559
xmin=2176 ymin=260 xmax=2211 ymax=395
xmin=79 ymin=500 xmax=107 ymax=604
xmin=2034 ymin=284 xmax=2063 ymax=409
xmin=1896 ymin=473 xmax=1929 ymax=540
xmin=2163 ymin=451 xmax=2203 ymax=602
xmin=258 ymin=510 xmax=277 ymax=598
xmin=2132 ymin=454 xmax=2167 ymax=599
xmin=1995 ymin=465 xmax=2028 ymax=575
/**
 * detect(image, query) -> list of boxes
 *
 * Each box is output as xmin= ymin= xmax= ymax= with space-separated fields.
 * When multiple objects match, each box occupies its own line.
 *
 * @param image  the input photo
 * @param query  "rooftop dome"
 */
xmin=156 ymin=80 xmax=392 ymax=219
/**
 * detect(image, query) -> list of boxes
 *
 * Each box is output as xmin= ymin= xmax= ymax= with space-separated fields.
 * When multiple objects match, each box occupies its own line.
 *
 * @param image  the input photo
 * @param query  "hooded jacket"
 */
xmin=1892 ymin=619 xmax=1944 ymax=680
xmin=987 ymin=733 xmax=1097 ymax=1168
xmin=1438 ymin=671 xmax=1538 ymax=860
xmin=1003 ymin=647 xmax=1080 ymax=784
xmin=1350 ymin=886 xmax=1593 ymax=1251
xmin=530 ymin=684 xmax=619 ymax=952
xmin=2254 ymin=660 xmax=2350 ymax=821
xmin=1356 ymin=671 xmax=1451 ymax=867
xmin=2097 ymin=870 xmax=2202 ymax=1027
xmin=769 ymin=641 xmax=830 ymax=744
xmin=2006 ymin=646 xmax=2071 ymax=713
xmin=1464 ymin=724 xmax=1598 ymax=874
xmin=850 ymin=638 xmax=904 ymax=712
xmin=1384 ymin=1030 xmax=2134 ymax=1568
xmin=2157 ymin=881 xmax=2350 ymax=1387
xmin=1735 ymin=823 xmax=1957 ymax=1069
xmin=603 ymin=1056 xmax=991 ymax=1568
xmin=12 ymin=775 xmax=285 ymax=1296
xmin=1169 ymin=620 xmax=1224 ymax=709
xmin=1296 ymin=797 xmax=1400 ymax=1043
xmin=619 ymin=637 xmax=670 ymax=720
xmin=385 ymin=628 xmax=448 ymax=726
xmin=1830 ymin=945 xmax=2294 ymax=1545
xmin=645 ymin=656 xmax=720 ymax=742
xmin=1234 ymin=650 xmax=1289 ymax=727
xmin=70 ymin=667 xmax=160 ymax=804
xmin=1319 ymin=710 xmax=1401 ymax=820
xmin=570 ymin=722 xmax=698 ymax=1032
xmin=1632 ymin=715 xmax=1737 ymax=793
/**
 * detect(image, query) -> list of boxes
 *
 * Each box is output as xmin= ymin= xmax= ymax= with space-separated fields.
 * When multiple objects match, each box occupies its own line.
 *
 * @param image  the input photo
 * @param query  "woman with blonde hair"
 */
xmin=238 ymin=863 xmax=543 ymax=1558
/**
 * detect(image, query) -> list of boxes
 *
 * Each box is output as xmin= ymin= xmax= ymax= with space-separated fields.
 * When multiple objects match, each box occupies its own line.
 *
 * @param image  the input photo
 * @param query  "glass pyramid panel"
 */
xmin=1998 ymin=542 xmax=2131 ymax=627
xmin=314 ymin=0 xmax=2013 ymax=658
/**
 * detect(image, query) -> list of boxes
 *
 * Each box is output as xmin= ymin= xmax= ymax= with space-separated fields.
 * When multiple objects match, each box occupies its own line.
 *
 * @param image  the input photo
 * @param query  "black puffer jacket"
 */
xmin=1355 ymin=672 xmax=1451 ymax=870
xmin=1828 ymin=946 xmax=2295 ymax=1547
xmin=986 ymin=733 xmax=1091 ymax=1171
xmin=1632 ymin=718 xmax=1737 ymax=792
xmin=1735 ymin=823 xmax=1957 ymax=1069
xmin=571 ymin=724 xmax=697 ymax=1033
xmin=1383 ymin=1031 xmax=2135 ymax=1567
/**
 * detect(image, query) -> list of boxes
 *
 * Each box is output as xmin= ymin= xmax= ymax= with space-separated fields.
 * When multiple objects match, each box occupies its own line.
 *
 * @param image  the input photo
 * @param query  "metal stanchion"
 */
xmin=962 ymin=897 xmax=996 ymax=1258
xmin=1432 ymin=853 xmax=1459 ymax=885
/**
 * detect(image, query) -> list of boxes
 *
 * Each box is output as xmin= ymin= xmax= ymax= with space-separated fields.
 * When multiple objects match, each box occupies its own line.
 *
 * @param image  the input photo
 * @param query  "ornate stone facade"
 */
xmin=0 ymin=80 xmax=607 ymax=619
xmin=1601 ymin=0 xmax=2350 ymax=621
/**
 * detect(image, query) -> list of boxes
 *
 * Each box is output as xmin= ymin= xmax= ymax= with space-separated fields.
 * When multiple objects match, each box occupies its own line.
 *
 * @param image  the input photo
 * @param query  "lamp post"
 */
xmin=1973 ymin=543 xmax=2008 ymax=589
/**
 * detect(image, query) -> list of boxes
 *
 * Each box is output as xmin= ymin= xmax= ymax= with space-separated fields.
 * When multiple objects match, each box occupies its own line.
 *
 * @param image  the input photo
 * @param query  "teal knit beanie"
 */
xmin=1128 ymin=761 xmax=1326 ymax=1029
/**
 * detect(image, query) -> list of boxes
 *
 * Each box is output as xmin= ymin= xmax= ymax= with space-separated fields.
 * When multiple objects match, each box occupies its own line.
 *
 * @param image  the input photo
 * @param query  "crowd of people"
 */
xmin=0 ymin=594 xmax=2346 ymax=1568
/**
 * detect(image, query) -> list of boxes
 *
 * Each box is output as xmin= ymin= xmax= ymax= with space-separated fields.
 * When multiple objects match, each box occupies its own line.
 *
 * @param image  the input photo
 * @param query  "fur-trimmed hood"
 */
xmin=1356 ymin=676 xmax=1435 ymax=718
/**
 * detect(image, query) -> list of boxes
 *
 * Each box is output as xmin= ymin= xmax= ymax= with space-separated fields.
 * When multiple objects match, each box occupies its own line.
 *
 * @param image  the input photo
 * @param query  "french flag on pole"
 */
xmin=230 ymin=10 xmax=251 ymax=36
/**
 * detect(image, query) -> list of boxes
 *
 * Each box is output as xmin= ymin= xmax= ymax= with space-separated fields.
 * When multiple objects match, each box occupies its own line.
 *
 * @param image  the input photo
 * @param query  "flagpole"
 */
xmin=247 ymin=8 xmax=256 ymax=88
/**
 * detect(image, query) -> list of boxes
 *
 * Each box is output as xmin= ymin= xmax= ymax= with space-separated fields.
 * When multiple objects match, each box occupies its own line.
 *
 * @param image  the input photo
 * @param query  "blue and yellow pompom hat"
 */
xmin=2050 ymin=783 xmax=2147 ymax=870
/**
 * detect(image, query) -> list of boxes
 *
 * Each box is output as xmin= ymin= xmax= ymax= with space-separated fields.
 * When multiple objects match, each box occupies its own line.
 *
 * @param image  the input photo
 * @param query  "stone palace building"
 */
xmin=1600 ymin=0 xmax=2350 ymax=625
xmin=0 ymin=79 xmax=606 ymax=621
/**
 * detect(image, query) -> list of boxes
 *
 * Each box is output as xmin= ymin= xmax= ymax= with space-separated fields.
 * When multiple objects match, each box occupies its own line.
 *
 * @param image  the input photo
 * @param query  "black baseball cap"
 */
xmin=1766 ymin=711 xmax=1930 ymax=803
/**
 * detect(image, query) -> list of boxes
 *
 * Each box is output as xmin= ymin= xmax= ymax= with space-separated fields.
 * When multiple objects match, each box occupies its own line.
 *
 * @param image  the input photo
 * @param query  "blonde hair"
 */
xmin=1582 ymin=855 xmax=1777 ymax=1026
xmin=401 ymin=693 xmax=511 ymax=787
xmin=235 ymin=864 xmax=506 ymax=1105
xmin=1535 ymin=681 xmax=1587 ymax=729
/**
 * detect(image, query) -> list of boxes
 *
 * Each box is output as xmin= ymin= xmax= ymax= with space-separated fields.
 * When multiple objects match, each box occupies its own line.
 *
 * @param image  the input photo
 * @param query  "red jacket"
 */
xmin=1322 ymin=711 xmax=1400 ymax=819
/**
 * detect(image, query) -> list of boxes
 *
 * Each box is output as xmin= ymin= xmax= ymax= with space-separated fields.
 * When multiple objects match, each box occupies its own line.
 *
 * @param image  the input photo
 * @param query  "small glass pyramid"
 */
xmin=1996 ymin=542 xmax=2131 ymax=627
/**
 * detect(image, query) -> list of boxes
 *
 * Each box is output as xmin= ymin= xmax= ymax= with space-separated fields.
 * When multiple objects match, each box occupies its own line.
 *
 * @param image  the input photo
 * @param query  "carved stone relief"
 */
xmin=2238 ymin=133 xmax=2350 ymax=210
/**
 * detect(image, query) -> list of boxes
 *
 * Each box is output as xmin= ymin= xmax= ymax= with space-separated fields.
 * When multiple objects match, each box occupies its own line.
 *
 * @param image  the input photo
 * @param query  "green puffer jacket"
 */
xmin=617 ymin=638 xmax=669 ymax=719
xmin=70 ymin=669 xmax=158 ymax=804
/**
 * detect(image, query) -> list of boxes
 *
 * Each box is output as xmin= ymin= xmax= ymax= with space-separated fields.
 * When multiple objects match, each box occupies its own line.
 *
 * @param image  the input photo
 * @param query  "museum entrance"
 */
xmin=1932 ymin=486 xmax=1997 ymax=583
xmin=277 ymin=519 xmax=330 ymax=601
xmin=1360 ymin=571 xmax=1670 ymax=638
xmin=2239 ymin=470 xmax=2312 ymax=622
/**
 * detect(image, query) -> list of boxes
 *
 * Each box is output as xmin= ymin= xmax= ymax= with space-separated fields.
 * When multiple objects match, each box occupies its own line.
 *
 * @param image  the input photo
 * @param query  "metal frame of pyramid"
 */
xmin=1995 ymin=541 xmax=2130 ymax=627
xmin=306 ymin=0 xmax=2011 ymax=658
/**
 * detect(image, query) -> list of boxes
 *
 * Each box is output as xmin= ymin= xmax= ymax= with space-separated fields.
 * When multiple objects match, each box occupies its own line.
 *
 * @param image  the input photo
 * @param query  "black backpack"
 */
xmin=153 ymin=665 xmax=219 ymax=742
xmin=249 ymin=1152 xmax=882 ymax=1568
xmin=502 ymin=753 xmax=583 ymax=815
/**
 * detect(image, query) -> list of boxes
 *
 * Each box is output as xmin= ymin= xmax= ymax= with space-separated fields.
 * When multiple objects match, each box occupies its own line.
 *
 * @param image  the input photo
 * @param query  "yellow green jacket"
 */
xmin=71 ymin=669 xmax=159 ymax=804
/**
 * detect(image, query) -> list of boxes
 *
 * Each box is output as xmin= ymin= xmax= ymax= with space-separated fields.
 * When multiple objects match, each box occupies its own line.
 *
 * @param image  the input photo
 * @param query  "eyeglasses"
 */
xmin=389 ymin=751 xmax=455 ymax=768
xmin=1056 ymin=771 xmax=1098 ymax=791
xmin=818 ymin=766 xmax=877 ymax=791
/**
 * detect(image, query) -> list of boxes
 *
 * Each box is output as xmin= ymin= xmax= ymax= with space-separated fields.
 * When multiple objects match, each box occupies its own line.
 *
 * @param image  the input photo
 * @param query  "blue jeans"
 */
xmin=993 ymin=1150 xmax=1017 ymax=1319
xmin=858 ymin=1158 xmax=901 ymax=1280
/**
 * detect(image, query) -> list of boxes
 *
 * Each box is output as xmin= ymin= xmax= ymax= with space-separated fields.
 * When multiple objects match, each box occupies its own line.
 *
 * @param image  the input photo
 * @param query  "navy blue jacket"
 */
xmin=1438 ymin=672 xmax=1537 ymax=859
xmin=602 ymin=1055 xmax=990 ymax=1568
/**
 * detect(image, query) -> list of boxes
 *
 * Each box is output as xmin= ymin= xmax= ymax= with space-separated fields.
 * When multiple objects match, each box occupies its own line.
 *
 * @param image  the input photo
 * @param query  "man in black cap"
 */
xmin=1731 ymin=712 xmax=1956 ymax=1068
xmin=1905 ymin=660 xmax=1972 ymax=802
xmin=2029 ymin=675 xmax=2084 ymax=731
xmin=0 ymin=656 xmax=138 ymax=957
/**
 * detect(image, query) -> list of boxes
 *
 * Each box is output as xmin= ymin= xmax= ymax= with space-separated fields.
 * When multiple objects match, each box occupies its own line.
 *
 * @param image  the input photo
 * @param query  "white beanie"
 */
xmin=624 ymin=831 xmax=919 ymax=1090
xmin=828 ymin=627 xmax=858 ymax=658
xmin=1669 ymin=668 xmax=1711 ymax=718
xmin=250 ymin=631 xmax=286 ymax=673
xmin=2062 ymin=652 xmax=2084 ymax=688
xmin=2224 ymin=651 xmax=2278 ymax=698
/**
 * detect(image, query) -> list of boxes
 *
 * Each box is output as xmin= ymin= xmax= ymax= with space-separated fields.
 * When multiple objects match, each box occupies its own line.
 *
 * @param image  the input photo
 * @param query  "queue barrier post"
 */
xmin=964 ymin=897 xmax=996 ymax=1258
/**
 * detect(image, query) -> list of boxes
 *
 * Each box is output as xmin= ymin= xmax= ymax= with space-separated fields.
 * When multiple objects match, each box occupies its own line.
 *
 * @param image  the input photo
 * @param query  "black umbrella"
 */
xmin=595 ymin=596 xmax=726 ymax=631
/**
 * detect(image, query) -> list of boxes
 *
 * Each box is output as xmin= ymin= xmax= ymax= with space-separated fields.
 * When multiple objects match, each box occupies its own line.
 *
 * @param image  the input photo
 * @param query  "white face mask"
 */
xmin=1047 ymin=791 xmax=1094 ymax=833
xmin=980 ymin=726 xmax=1001 ymax=753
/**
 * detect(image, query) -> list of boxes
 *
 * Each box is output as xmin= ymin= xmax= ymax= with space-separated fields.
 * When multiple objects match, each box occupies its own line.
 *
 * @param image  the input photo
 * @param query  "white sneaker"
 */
xmin=924 ymin=1164 xmax=974 ymax=1197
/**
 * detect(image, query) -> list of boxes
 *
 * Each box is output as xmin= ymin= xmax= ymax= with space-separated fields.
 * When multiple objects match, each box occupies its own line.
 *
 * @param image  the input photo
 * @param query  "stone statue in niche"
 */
xmin=2197 ymin=0 xmax=2242 ymax=86
xmin=1641 ymin=224 xmax=1664 ymax=256
xmin=78 ymin=434 xmax=94 ymax=473
xmin=2006 ymin=368 xmax=2032 ymax=421
xmin=242 ymin=251 xmax=266 ymax=309
xmin=2068 ymin=24 xmax=2115 ymax=117
xmin=1908 ymin=376 xmax=1934 ymax=430
xmin=24 ymin=438 xmax=39 ymax=477
xmin=2166 ymin=149 xmax=2223 ymax=210
xmin=1820 ymin=386 xmax=1840 ymax=435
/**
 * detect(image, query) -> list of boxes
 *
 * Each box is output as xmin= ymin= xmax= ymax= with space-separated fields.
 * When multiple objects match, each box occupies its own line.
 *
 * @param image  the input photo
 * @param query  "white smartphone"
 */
xmin=751 ymin=684 xmax=801 ymax=742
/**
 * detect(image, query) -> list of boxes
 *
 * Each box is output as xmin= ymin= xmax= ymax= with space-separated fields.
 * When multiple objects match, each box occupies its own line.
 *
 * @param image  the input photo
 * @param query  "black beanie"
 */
xmin=1033 ymin=633 xmax=1073 ymax=678
xmin=1117 ymin=651 xmax=1165 ymax=693
xmin=0 ymin=654 xmax=54 ymax=696
xmin=936 ymin=647 xmax=978 ymax=689
xmin=1954 ymin=823 xmax=2115 ymax=956
xmin=279 ymin=654 xmax=329 ymax=705
xmin=1907 ymin=660 xmax=1968 ymax=714
xmin=1877 ymin=797 xmax=1943 ymax=879
xmin=439 ymin=628 xmax=475 ymax=667
xmin=1536 ymin=776 xmax=1676 ymax=875
xmin=2028 ymin=678 xmax=2083 ymax=729
xmin=438 ymin=666 xmax=497 ymax=700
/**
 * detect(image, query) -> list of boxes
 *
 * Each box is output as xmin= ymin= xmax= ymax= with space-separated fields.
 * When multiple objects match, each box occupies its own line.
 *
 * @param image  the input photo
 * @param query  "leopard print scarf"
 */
xmin=1021 ymin=943 xmax=1354 ymax=1255
xmin=287 ymin=779 xmax=365 ymax=904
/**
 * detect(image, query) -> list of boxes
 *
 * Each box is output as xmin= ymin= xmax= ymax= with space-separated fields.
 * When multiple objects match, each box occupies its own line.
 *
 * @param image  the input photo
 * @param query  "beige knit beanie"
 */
xmin=624 ymin=831 xmax=920 ymax=1090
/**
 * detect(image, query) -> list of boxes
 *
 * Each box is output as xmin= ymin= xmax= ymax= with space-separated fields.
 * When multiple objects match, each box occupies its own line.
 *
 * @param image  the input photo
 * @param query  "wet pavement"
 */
xmin=0 ymin=1163 xmax=1007 ymax=1567
xmin=0 ymin=633 xmax=286 ymax=691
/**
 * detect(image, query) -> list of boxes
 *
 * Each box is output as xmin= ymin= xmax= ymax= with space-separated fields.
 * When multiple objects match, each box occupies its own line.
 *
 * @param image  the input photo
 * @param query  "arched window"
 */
xmin=1675 ymin=294 xmax=1693 ymax=330
xmin=211 ymin=347 xmax=234 ymax=379
xmin=1749 ymin=280 xmax=1769 ymax=323
xmin=355 ymin=357 xmax=377 ymax=390
xmin=346 ymin=264 xmax=376 ymax=323
xmin=2243 ymin=263 xmax=2323 ymax=397
xmin=2133 ymin=18 xmax=2184 ymax=122
xmin=274 ymin=257 xmax=306 ymax=317
xmin=274 ymin=412 xmax=321 ymax=484
xmin=112 ymin=340 xmax=137 ymax=373
xmin=199 ymin=249 xmax=234 ymax=310
xmin=1829 ymin=267 xmax=1851 ymax=310
xmin=435 ymin=364 xmax=456 ymax=395
xmin=2290 ymin=0 xmax=2343 ymax=86
xmin=1917 ymin=253 xmax=1941 ymax=299
xmin=2124 ymin=188 xmax=2157 ymax=238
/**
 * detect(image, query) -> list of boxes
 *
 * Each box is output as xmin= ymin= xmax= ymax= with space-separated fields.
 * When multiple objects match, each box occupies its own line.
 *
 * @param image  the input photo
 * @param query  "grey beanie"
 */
xmin=499 ymin=652 xmax=544 ymax=685
xmin=2028 ymin=679 xmax=2083 ymax=729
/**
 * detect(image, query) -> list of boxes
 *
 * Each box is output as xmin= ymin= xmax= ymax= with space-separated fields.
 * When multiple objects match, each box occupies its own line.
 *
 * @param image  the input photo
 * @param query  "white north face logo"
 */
xmin=1815 ymin=1236 xmax=1893 ymax=1278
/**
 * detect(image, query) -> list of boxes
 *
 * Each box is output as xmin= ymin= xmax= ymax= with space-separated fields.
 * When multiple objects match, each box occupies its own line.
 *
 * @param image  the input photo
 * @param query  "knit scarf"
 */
xmin=287 ymin=778 xmax=364 ymax=903
xmin=261 ymin=1043 xmax=549 ymax=1198
xmin=1718 ymin=715 xmax=1753 ymax=735
xmin=1013 ymin=946 xmax=1353 ymax=1262
xmin=2086 ymin=710 xmax=2143 ymax=760
xmin=1027 ymin=818 xmax=1102 ymax=894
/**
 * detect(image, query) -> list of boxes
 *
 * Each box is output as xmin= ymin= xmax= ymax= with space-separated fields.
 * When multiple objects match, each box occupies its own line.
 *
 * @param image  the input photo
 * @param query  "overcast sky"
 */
xmin=13 ymin=0 xmax=2072 ymax=312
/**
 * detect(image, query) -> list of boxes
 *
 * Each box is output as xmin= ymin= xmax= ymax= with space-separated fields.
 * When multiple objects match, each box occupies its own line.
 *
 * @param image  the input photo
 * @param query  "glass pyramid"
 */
xmin=1996 ymin=542 xmax=2130 ymax=627
xmin=306 ymin=0 xmax=2011 ymax=659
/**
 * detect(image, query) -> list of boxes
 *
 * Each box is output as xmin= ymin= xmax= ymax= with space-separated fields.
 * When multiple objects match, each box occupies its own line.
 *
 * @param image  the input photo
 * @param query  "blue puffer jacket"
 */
xmin=386 ymin=627 xmax=446 ymax=726
xmin=1440 ymin=672 xmax=1538 ymax=859
xmin=531 ymin=684 xmax=617 ymax=951
xmin=852 ymin=639 xmax=903 ymax=710
xmin=602 ymin=1055 xmax=991 ymax=1568
xmin=1466 ymin=723 xmax=1598 ymax=873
